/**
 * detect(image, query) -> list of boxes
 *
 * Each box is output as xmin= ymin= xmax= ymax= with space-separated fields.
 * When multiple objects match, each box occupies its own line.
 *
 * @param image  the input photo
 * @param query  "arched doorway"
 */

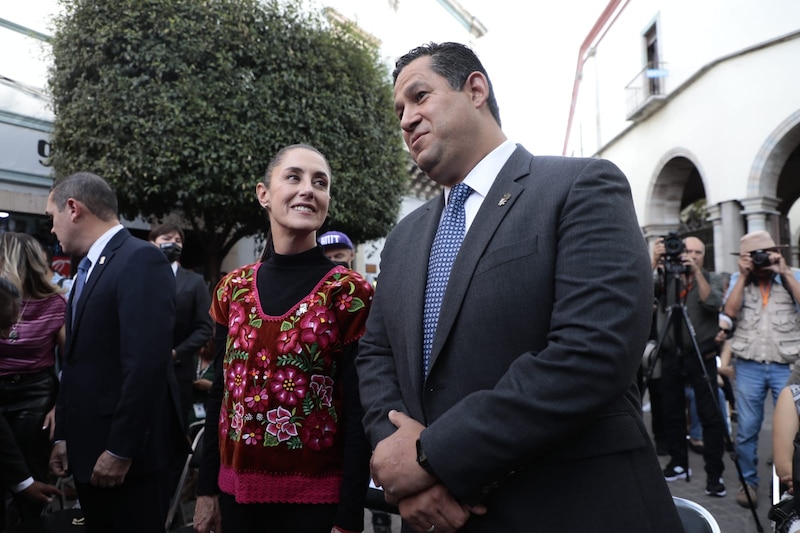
xmin=646 ymin=154 xmax=714 ymax=271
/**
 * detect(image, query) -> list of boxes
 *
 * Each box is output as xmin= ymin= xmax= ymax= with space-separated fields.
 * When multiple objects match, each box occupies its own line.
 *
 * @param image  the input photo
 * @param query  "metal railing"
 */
xmin=625 ymin=62 xmax=668 ymax=119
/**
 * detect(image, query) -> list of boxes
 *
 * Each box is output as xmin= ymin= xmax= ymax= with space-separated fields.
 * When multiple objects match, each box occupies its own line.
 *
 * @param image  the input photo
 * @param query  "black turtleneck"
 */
xmin=257 ymin=246 xmax=337 ymax=316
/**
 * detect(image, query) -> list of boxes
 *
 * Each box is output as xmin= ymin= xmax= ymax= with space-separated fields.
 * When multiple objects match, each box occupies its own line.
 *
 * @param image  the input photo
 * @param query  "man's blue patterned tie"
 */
xmin=422 ymin=182 xmax=473 ymax=378
xmin=71 ymin=256 xmax=92 ymax=325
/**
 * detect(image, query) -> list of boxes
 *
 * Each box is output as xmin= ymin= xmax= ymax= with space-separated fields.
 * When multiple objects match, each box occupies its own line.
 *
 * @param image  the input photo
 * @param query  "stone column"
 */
xmin=740 ymin=196 xmax=781 ymax=237
xmin=707 ymin=201 xmax=746 ymax=274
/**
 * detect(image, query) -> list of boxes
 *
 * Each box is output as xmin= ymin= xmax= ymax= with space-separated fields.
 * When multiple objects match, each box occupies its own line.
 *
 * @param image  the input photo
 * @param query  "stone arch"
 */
xmin=746 ymin=111 xmax=800 ymax=263
xmin=644 ymin=149 xmax=713 ymax=268
xmin=645 ymin=148 xmax=707 ymax=227
xmin=748 ymin=109 xmax=800 ymax=198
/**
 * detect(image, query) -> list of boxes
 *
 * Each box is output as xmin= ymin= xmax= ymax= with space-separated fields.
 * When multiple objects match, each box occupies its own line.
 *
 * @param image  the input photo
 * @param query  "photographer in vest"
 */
xmin=723 ymin=230 xmax=800 ymax=508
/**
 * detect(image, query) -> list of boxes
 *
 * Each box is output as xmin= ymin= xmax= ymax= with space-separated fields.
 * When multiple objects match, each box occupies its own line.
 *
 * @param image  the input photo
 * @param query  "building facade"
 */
xmin=563 ymin=0 xmax=800 ymax=272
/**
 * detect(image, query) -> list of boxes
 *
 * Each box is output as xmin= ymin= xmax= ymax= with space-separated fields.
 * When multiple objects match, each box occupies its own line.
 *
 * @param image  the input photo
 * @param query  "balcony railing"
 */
xmin=625 ymin=62 xmax=668 ymax=121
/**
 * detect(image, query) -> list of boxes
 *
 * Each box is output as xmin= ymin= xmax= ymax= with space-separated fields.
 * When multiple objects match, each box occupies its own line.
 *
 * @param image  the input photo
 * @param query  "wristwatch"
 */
xmin=416 ymin=438 xmax=437 ymax=477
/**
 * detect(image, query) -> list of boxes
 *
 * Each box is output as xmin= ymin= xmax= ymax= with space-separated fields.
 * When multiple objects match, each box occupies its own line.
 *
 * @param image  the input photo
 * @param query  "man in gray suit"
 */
xmin=356 ymin=42 xmax=682 ymax=532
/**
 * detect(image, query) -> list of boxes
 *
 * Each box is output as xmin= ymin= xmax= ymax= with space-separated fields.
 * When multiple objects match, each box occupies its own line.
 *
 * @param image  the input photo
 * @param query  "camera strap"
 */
xmin=679 ymin=278 xmax=694 ymax=301
xmin=759 ymin=279 xmax=771 ymax=308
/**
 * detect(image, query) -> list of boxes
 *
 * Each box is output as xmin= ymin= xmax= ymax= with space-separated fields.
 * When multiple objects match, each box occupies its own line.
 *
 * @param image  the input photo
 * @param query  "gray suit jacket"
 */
xmin=357 ymin=147 xmax=682 ymax=531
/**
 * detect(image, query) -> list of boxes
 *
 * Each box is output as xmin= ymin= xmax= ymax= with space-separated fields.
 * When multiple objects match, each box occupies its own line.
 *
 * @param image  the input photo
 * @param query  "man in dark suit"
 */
xmin=356 ymin=42 xmax=682 ymax=532
xmin=148 ymin=223 xmax=213 ymax=429
xmin=46 ymin=172 xmax=188 ymax=532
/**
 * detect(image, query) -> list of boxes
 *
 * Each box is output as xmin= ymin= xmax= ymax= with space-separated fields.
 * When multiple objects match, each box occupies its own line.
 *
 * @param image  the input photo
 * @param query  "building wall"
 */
xmin=565 ymin=0 xmax=800 ymax=273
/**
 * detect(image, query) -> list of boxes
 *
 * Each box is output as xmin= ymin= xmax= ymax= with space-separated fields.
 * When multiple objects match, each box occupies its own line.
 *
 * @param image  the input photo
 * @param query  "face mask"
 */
xmin=159 ymin=242 xmax=183 ymax=263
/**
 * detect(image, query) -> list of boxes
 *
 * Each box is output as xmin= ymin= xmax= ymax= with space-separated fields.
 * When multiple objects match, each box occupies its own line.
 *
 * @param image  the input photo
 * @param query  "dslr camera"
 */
xmin=662 ymin=231 xmax=691 ymax=275
xmin=750 ymin=250 xmax=772 ymax=269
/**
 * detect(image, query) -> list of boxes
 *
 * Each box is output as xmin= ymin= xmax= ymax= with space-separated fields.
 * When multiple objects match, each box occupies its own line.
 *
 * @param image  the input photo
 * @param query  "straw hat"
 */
xmin=736 ymin=230 xmax=786 ymax=255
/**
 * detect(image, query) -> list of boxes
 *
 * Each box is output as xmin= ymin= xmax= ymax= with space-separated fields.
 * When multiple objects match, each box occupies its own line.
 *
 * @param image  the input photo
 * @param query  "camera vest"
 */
xmin=730 ymin=272 xmax=800 ymax=364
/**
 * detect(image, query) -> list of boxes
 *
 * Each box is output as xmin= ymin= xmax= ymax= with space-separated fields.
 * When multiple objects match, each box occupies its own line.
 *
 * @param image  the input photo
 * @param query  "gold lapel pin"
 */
xmin=498 ymin=193 xmax=511 ymax=207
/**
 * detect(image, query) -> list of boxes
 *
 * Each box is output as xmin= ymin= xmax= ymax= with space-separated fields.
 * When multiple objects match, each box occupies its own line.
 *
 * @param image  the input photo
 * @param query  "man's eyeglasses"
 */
xmin=719 ymin=327 xmax=732 ymax=336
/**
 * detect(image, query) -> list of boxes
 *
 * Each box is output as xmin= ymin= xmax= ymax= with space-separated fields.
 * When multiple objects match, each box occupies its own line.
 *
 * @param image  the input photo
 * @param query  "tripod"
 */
xmin=643 ymin=265 xmax=763 ymax=532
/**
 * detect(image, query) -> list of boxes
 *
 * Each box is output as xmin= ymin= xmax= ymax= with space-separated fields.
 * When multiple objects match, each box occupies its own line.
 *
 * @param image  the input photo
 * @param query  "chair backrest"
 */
xmin=673 ymin=496 xmax=721 ymax=533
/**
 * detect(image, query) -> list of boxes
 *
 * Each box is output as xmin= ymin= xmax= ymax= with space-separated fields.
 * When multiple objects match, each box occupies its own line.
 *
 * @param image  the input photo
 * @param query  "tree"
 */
xmin=48 ymin=0 xmax=407 ymax=282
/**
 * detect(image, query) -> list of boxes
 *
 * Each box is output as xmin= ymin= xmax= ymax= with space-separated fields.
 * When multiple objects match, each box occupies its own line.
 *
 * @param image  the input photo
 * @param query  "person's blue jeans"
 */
xmin=734 ymin=358 xmax=791 ymax=487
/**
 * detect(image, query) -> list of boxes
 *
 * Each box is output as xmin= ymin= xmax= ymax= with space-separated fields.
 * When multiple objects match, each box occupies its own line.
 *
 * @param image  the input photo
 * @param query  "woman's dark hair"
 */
xmin=148 ymin=222 xmax=185 ymax=243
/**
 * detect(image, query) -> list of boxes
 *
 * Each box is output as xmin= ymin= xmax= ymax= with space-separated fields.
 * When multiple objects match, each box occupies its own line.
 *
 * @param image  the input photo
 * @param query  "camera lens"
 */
xmin=751 ymin=250 xmax=770 ymax=268
xmin=663 ymin=232 xmax=685 ymax=256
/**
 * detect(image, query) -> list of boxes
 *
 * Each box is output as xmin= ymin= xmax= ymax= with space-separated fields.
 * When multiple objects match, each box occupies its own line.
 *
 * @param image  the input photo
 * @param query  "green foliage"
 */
xmin=48 ymin=0 xmax=407 ymax=278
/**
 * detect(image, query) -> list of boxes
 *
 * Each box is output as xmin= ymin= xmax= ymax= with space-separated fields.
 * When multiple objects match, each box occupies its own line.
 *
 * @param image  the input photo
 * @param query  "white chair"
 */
xmin=165 ymin=424 xmax=205 ymax=531
xmin=673 ymin=496 xmax=721 ymax=533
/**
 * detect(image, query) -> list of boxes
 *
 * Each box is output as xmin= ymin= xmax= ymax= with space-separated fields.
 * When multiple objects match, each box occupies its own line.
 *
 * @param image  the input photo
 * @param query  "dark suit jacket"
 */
xmin=172 ymin=266 xmax=212 ymax=379
xmin=357 ymin=148 xmax=682 ymax=531
xmin=0 ymin=415 xmax=30 ymax=490
xmin=172 ymin=266 xmax=213 ymax=425
xmin=55 ymin=229 xmax=187 ymax=484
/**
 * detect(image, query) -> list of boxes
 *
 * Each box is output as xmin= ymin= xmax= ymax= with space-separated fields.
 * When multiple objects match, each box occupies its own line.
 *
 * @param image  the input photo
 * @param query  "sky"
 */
xmin=462 ymin=1 xmax=606 ymax=155
xmin=0 ymin=0 xmax=608 ymax=155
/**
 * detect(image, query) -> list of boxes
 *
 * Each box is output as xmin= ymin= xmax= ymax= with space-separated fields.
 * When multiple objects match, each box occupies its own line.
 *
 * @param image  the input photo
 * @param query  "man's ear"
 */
xmin=66 ymin=198 xmax=82 ymax=222
xmin=465 ymin=71 xmax=490 ymax=109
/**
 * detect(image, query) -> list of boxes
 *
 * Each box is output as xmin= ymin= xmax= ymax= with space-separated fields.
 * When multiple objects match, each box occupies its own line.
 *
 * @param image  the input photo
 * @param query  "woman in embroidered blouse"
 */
xmin=0 ymin=232 xmax=67 ymax=523
xmin=194 ymin=144 xmax=374 ymax=533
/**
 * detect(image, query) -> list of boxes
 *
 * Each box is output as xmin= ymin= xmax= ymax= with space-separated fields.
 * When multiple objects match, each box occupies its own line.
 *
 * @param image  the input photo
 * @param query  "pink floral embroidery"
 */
xmin=244 ymin=386 xmax=269 ymax=412
xmin=228 ymin=304 xmax=247 ymax=338
xmin=266 ymin=406 xmax=298 ymax=442
xmin=231 ymin=402 xmax=244 ymax=432
xmin=254 ymin=349 xmax=270 ymax=368
xmin=233 ymin=324 xmax=258 ymax=351
xmin=216 ymin=264 xmax=373 ymax=455
xmin=226 ymin=361 xmax=247 ymax=399
xmin=299 ymin=306 xmax=337 ymax=349
xmin=334 ymin=292 xmax=353 ymax=311
xmin=300 ymin=411 xmax=337 ymax=451
xmin=242 ymin=427 xmax=263 ymax=446
xmin=269 ymin=367 xmax=308 ymax=406
xmin=310 ymin=375 xmax=334 ymax=407
xmin=277 ymin=328 xmax=302 ymax=355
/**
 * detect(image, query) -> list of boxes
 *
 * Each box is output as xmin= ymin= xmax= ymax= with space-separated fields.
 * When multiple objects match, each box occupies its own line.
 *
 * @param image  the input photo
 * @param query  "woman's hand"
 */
xmin=43 ymin=407 xmax=56 ymax=441
xmin=194 ymin=495 xmax=222 ymax=533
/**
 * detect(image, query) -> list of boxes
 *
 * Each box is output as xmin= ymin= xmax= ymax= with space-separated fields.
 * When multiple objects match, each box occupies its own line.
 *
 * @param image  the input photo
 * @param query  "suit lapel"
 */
xmin=427 ymin=147 xmax=532 ymax=376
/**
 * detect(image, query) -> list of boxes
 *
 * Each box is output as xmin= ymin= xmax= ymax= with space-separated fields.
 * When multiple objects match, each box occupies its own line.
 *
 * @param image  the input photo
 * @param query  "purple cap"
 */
xmin=318 ymin=231 xmax=353 ymax=250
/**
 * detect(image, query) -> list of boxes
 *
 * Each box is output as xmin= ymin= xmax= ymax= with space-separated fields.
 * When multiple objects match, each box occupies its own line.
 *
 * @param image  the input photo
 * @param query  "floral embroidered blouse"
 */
xmin=209 ymin=260 xmax=373 ymax=505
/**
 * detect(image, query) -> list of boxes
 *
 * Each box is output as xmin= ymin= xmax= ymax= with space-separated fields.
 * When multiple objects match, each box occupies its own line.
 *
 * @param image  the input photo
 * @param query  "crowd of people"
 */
xmin=646 ymin=228 xmax=800 ymax=519
xmin=1 ymin=40 xmax=799 ymax=533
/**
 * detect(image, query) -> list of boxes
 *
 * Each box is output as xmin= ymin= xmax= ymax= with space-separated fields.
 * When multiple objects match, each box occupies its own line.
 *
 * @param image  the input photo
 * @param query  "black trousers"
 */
xmin=219 ymin=492 xmax=338 ymax=532
xmin=75 ymin=468 xmax=171 ymax=533
xmin=0 ymin=370 xmax=58 ymax=525
xmin=658 ymin=349 xmax=725 ymax=480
